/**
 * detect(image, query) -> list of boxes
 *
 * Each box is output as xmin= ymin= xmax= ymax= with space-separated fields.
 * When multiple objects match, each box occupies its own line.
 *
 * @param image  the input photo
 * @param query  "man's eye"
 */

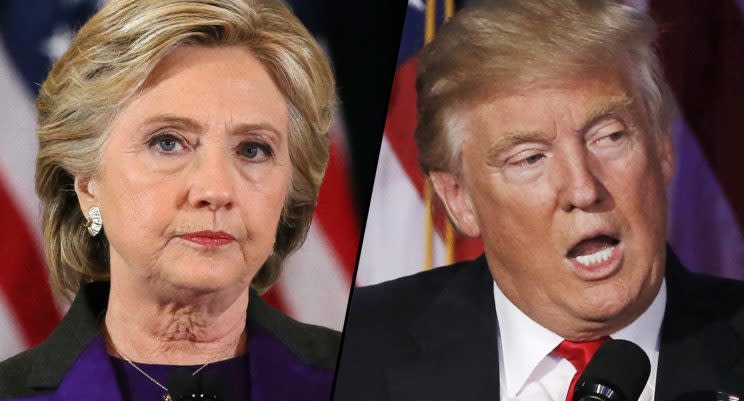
xmin=148 ymin=133 xmax=184 ymax=153
xmin=524 ymin=154 xmax=545 ymax=165
xmin=608 ymin=131 xmax=624 ymax=141
xmin=595 ymin=131 xmax=626 ymax=145
xmin=511 ymin=153 xmax=546 ymax=167
xmin=239 ymin=142 xmax=273 ymax=160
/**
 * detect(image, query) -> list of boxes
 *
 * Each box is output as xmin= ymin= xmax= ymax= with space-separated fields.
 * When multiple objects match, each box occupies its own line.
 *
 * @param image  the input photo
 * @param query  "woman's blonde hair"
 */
xmin=415 ymin=0 xmax=676 ymax=174
xmin=36 ymin=0 xmax=335 ymax=300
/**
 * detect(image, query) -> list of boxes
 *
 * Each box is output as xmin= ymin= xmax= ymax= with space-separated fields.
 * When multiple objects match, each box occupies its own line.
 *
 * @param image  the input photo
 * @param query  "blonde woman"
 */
xmin=0 ymin=0 xmax=338 ymax=400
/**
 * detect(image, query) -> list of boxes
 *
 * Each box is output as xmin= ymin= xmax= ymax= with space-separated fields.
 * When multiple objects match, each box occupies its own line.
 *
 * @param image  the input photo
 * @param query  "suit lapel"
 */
xmin=46 ymin=336 xmax=124 ymax=401
xmin=656 ymin=251 xmax=744 ymax=401
xmin=385 ymin=257 xmax=500 ymax=401
xmin=247 ymin=294 xmax=335 ymax=401
xmin=20 ymin=282 xmax=124 ymax=401
xmin=22 ymin=284 xmax=335 ymax=401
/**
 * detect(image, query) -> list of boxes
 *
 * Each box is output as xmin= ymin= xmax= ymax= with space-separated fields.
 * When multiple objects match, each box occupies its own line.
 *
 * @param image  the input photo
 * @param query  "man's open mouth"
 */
xmin=567 ymin=235 xmax=620 ymax=267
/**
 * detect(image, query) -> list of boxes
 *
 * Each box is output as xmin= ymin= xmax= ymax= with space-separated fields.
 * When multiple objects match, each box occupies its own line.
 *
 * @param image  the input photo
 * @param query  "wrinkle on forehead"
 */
xmin=453 ymin=77 xmax=635 ymax=157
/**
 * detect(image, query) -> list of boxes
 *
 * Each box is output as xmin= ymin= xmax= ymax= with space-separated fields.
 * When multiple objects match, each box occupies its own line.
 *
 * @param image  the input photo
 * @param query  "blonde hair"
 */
xmin=36 ymin=0 xmax=335 ymax=300
xmin=415 ymin=0 xmax=676 ymax=173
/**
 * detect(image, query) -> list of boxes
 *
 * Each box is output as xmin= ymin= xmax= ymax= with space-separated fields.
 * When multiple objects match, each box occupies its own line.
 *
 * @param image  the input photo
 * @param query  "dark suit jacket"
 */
xmin=0 ymin=282 xmax=340 ymax=401
xmin=334 ymin=250 xmax=744 ymax=401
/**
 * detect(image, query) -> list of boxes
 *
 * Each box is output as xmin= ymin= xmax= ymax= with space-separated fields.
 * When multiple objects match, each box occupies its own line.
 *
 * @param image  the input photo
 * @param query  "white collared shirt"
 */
xmin=493 ymin=279 xmax=666 ymax=401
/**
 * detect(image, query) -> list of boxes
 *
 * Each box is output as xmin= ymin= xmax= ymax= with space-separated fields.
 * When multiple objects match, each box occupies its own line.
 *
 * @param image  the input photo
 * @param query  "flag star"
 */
xmin=42 ymin=26 xmax=73 ymax=62
xmin=409 ymin=0 xmax=425 ymax=11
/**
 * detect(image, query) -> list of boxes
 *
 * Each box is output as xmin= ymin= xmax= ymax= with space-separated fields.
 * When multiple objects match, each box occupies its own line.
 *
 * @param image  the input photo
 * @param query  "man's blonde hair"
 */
xmin=415 ymin=0 xmax=676 ymax=174
xmin=36 ymin=0 xmax=335 ymax=300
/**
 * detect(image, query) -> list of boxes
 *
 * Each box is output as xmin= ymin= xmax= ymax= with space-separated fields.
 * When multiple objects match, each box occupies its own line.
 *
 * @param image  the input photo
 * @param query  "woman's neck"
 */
xmin=103 ymin=279 xmax=249 ymax=365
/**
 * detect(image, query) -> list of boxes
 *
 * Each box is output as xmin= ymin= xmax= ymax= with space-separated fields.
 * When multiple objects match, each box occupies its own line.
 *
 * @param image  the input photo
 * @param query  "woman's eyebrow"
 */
xmin=139 ymin=115 xmax=284 ymax=139
xmin=230 ymin=122 xmax=284 ymax=138
xmin=140 ymin=114 xmax=203 ymax=132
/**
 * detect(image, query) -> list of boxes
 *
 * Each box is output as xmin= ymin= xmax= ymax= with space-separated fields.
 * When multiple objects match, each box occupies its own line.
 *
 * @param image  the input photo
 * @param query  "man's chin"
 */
xmin=570 ymin=289 xmax=640 ymax=326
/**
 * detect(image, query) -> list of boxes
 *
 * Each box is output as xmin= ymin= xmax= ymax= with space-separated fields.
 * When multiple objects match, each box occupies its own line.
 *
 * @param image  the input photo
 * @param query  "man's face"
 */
xmin=431 ymin=75 xmax=673 ymax=338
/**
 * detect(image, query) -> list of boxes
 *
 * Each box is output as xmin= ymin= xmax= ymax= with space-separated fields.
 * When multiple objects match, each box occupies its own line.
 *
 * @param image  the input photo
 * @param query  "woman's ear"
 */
xmin=74 ymin=175 xmax=98 ymax=213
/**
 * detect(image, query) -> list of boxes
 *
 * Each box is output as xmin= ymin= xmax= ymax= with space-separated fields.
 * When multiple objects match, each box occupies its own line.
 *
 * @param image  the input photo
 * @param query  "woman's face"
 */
xmin=79 ymin=45 xmax=291 ymax=295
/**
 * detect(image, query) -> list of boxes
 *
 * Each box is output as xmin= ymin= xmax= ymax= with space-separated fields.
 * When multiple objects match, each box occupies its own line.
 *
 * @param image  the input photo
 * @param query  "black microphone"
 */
xmin=167 ymin=368 xmax=225 ymax=400
xmin=167 ymin=368 xmax=200 ymax=401
xmin=200 ymin=371 xmax=226 ymax=400
xmin=572 ymin=339 xmax=651 ymax=401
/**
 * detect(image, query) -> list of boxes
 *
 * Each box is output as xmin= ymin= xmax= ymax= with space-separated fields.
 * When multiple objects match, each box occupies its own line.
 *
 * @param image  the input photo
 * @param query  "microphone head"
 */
xmin=200 ymin=371 xmax=226 ymax=400
xmin=573 ymin=339 xmax=651 ymax=401
xmin=167 ymin=368 xmax=199 ymax=401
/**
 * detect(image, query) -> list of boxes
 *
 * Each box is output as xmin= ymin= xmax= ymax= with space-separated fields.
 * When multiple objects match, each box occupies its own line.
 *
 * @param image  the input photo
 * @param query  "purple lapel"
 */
xmin=7 ymin=283 xmax=336 ymax=401
xmin=6 ymin=336 xmax=124 ymax=401
xmin=49 ymin=336 xmax=124 ymax=401
xmin=16 ymin=324 xmax=336 ymax=401
xmin=247 ymin=320 xmax=334 ymax=401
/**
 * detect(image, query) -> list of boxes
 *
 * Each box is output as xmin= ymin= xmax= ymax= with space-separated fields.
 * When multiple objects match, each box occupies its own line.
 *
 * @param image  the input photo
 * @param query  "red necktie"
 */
xmin=553 ymin=336 xmax=610 ymax=401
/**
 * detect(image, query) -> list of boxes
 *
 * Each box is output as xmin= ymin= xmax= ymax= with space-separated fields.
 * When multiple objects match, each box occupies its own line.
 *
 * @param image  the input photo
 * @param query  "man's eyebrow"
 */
xmin=580 ymin=95 xmax=633 ymax=133
xmin=487 ymin=130 xmax=552 ymax=161
xmin=484 ymin=96 xmax=633 ymax=160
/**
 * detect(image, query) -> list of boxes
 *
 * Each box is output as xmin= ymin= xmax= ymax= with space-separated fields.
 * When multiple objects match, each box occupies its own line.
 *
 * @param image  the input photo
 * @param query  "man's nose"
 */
xmin=187 ymin=146 xmax=236 ymax=211
xmin=556 ymin=149 xmax=605 ymax=212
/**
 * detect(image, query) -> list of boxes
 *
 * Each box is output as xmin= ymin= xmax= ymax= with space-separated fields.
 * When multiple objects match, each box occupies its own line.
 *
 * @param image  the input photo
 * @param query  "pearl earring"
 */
xmin=85 ymin=206 xmax=103 ymax=237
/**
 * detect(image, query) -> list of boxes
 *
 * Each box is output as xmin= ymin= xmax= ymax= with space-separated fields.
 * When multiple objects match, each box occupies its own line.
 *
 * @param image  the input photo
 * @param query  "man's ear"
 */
xmin=73 ymin=175 xmax=98 ymax=214
xmin=429 ymin=171 xmax=480 ymax=237
xmin=658 ymin=130 xmax=675 ymax=186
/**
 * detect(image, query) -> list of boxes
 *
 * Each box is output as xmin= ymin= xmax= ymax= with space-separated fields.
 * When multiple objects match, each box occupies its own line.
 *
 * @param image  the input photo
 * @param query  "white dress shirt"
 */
xmin=494 ymin=279 xmax=666 ymax=401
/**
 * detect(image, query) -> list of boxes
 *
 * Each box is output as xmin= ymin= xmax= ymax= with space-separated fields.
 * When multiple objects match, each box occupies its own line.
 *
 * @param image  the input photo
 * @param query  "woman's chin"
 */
xmin=158 ymin=263 xmax=253 ymax=296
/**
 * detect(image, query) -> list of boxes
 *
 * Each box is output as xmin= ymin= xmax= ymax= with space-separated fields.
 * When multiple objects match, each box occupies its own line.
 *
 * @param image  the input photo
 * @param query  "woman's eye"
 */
xmin=149 ymin=133 xmax=184 ymax=153
xmin=239 ymin=142 xmax=273 ymax=160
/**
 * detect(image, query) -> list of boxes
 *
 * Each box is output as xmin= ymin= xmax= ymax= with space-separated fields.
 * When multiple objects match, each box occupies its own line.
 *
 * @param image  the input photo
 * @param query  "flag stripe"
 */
xmin=382 ymin=54 xmax=485 ymax=262
xmin=276 ymin=223 xmax=350 ymax=330
xmin=383 ymin=57 xmax=425 ymax=196
xmin=0 ymin=44 xmax=42 ymax=236
xmin=357 ymin=137 xmax=447 ymax=285
xmin=0 ymin=176 xmax=60 ymax=346
xmin=0 ymin=296 xmax=25 ymax=361
xmin=313 ymin=136 xmax=358 ymax=278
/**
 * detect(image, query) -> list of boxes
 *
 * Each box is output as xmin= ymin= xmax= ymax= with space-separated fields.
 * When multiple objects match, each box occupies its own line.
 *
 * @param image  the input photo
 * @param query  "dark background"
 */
xmin=289 ymin=1 xmax=408 ymax=219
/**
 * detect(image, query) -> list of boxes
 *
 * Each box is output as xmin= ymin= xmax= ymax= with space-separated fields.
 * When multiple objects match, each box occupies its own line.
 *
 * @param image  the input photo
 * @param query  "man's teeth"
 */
xmin=573 ymin=246 xmax=615 ymax=266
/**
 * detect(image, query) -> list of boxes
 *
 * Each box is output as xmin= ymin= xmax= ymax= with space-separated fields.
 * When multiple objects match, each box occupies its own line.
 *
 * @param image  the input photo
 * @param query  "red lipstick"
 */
xmin=180 ymin=231 xmax=235 ymax=247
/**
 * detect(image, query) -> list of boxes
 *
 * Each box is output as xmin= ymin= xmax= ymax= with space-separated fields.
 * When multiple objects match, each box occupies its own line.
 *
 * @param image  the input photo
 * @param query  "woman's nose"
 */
xmin=186 ymin=148 xmax=236 ymax=211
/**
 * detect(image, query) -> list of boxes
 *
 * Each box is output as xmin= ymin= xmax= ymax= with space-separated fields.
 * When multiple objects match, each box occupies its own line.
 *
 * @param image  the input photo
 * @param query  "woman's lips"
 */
xmin=180 ymin=231 xmax=235 ymax=247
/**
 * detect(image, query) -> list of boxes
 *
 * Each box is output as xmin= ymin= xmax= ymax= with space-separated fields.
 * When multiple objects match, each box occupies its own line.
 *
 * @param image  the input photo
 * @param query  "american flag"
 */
xmin=0 ymin=0 xmax=357 ymax=359
xmin=357 ymin=0 xmax=744 ymax=286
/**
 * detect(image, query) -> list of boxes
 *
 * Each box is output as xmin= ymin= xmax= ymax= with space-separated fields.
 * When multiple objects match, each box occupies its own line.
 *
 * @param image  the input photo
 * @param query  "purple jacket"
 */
xmin=0 ymin=282 xmax=339 ymax=401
